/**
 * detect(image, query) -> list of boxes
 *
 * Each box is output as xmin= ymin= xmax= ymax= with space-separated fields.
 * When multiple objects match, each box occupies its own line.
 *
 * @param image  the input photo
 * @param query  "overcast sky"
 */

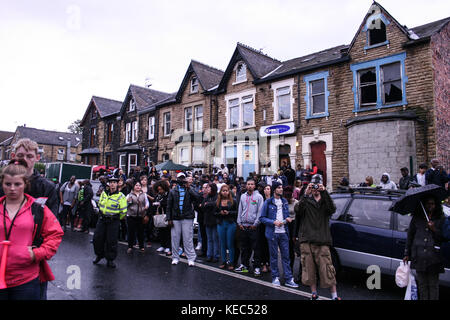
xmin=1 ymin=0 xmax=448 ymax=133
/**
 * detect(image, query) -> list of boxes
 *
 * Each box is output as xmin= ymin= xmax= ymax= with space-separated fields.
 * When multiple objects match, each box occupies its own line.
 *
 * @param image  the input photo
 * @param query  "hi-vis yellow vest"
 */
xmin=98 ymin=191 xmax=127 ymax=219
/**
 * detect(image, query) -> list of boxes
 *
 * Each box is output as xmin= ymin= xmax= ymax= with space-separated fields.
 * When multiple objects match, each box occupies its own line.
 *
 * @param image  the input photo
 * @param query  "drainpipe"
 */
xmin=297 ymin=75 xmax=301 ymax=129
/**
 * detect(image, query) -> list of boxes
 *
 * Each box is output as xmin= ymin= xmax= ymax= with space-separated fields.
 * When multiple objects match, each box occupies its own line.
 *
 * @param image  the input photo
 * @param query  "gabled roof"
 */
xmin=15 ymin=126 xmax=82 ymax=147
xmin=80 ymin=96 xmax=122 ymax=125
xmin=347 ymin=1 xmax=412 ymax=53
xmin=216 ymin=43 xmax=282 ymax=92
xmin=175 ymin=60 xmax=224 ymax=101
xmin=0 ymin=136 xmax=13 ymax=147
xmin=120 ymin=84 xmax=172 ymax=116
xmin=139 ymin=92 xmax=178 ymax=113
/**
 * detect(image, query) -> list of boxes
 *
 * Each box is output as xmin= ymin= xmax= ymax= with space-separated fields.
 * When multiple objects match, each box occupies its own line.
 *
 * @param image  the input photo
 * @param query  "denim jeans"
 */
xmin=205 ymin=225 xmax=220 ymax=259
xmin=217 ymin=221 xmax=236 ymax=264
xmin=267 ymin=232 xmax=293 ymax=281
xmin=0 ymin=277 xmax=41 ymax=300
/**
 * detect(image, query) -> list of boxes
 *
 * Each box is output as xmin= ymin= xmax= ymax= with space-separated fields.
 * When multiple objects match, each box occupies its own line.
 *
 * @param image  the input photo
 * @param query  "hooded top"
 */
xmin=379 ymin=173 xmax=397 ymax=190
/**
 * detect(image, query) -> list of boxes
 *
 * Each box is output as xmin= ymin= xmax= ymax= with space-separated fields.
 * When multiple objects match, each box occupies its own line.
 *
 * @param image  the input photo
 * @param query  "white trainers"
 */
xmin=164 ymin=248 xmax=170 ymax=253
xmin=188 ymin=260 xmax=195 ymax=267
xmin=171 ymin=259 xmax=179 ymax=265
xmin=285 ymin=278 xmax=299 ymax=288
xmin=195 ymin=243 xmax=202 ymax=250
xmin=272 ymin=277 xmax=281 ymax=286
xmin=156 ymin=247 xmax=164 ymax=252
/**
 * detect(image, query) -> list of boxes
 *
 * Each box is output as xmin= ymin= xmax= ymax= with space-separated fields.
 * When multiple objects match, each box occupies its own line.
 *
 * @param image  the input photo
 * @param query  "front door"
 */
xmin=310 ymin=141 xmax=326 ymax=186
xmin=242 ymin=145 xmax=255 ymax=180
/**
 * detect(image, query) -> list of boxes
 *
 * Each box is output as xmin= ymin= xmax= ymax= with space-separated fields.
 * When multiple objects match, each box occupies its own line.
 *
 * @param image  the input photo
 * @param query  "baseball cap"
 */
xmin=177 ymin=172 xmax=186 ymax=179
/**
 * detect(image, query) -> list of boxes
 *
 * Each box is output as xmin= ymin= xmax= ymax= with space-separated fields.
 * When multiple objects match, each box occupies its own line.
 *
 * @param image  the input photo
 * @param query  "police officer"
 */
xmin=92 ymin=176 xmax=127 ymax=268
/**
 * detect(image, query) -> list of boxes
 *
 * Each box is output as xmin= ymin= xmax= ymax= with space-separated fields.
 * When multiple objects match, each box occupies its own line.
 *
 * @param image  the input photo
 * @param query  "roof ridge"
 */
xmin=410 ymin=16 xmax=450 ymax=30
xmin=92 ymin=96 xmax=123 ymax=103
xmin=237 ymin=42 xmax=281 ymax=63
xmin=18 ymin=126 xmax=81 ymax=136
xmin=284 ymin=44 xmax=348 ymax=63
xmin=191 ymin=59 xmax=225 ymax=74
xmin=129 ymin=84 xmax=171 ymax=96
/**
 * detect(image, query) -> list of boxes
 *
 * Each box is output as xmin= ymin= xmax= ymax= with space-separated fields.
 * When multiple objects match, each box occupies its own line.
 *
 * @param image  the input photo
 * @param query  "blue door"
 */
xmin=242 ymin=145 xmax=255 ymax=180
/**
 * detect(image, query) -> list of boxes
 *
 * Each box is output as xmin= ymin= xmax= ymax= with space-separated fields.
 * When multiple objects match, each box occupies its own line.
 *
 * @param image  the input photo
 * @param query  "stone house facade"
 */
xmin=79 ymin=96 xmax=122 ymax=166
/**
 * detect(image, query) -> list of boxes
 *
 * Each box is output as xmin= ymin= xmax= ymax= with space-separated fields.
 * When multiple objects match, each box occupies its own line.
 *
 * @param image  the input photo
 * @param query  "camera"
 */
xmin=312 ymin=184 xmax=320 ymax=190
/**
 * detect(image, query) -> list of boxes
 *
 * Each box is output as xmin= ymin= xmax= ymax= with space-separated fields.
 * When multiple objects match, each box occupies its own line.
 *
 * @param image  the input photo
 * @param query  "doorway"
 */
xmin=278 ymin=144 xmax=291 ymax=169
xmin=310 ymin=141 xmax=327 ymax=186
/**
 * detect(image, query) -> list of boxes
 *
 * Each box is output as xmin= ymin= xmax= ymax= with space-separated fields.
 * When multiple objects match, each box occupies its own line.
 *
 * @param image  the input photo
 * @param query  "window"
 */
xmin=397 ymin=214 xmax=412 ymax=232
xmin=364 ymin=13 xmax=390 ymax=49
xmin=194 ymin=105 xmax=203 ymax=131
xmin=163 ymin=112 xmax=171 ymax=136
xmin=358 ymin=68 xmax=377 ymax=107
xmin=125 ymin=123 xmax=131 ymax=144
xmin=107 ymin=123 xmax=113 ymax=143
xmin=226 ymin=92 xmax=255 ymax=129
xmin=162 ymin=153 xmax=170 ymax=162
xmin=345 ymin=199 xmax=392 ymax=229
xmin=132 ymin=120 xmax=138 ymax=142
xmin=185 ymin=107 xmax=193 ymax=132
xmin=331 ymin=198 xmax=349 ymax=221
xmin=381 ymin=62 xmax=402 ymax=104
xmin=38 ymin=146 xmax=44 ymax=154
xmin=90 ymin=127 xmax=96 ymax=146
xmin=57 ymin=148 xmax=64 ymax=161
xmin=304 ymin=71 xmax=330 ymax=119
xmin=148 ymin=116 xmax=155 ymax=140
xmin=236 ymin=63 xmax=247 ymax=83
xmin=179 ymin=147 xmax=189 ymax=166
xmin=91 ymin=108 xmax=97 ymax=119
xmin=351 ymin=52 xmax=407 ymax=112
xmin=119 ymin=154 xmax=126 ymax=172
xmin=229 ymin=99 xmax=240 ymax=129
xmin=276 ymin=87 xmax=291 ymax=120
xmin=192 ymin=146 xmax=204 ymax=162
xmin=191 ymin=77 xmax=199 ymax=93
xmin=242 ymin=95 xmax=254 ymax=127
xmin=368 ymin=19 xmax=387 ymax=46
xmin=129 ymin=99 xmax=136 ymax=112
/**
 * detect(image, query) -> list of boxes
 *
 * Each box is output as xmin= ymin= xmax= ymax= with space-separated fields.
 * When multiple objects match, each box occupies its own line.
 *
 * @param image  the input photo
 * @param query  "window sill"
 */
xmin=353 ymin=101 xmax=407 ymax=113
xmin=305 ymin=113 xmax=329 ymax=120
xmin=364 ymin=40 xmax=390 ymax=50
xmin=271 ymin=118 xmax=294 ymax=125
xmin=225 ymin=125 xmax=256 ymax=132
xmin=232 ymin=80 xmax=248 ymax=86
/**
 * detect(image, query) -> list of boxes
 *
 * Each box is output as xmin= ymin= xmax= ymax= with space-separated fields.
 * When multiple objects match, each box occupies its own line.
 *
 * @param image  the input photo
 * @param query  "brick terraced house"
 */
xmin=78 ymin=2 xmax=449 ymax=190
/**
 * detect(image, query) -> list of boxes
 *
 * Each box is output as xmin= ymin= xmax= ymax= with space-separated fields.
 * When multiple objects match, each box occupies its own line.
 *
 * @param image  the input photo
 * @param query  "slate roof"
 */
xmin=0 ymin=136 xmax=13 ymax=147
xmin=0 ymin=131 xmax=14 ymax=144
xmin=410 ymin=16 xmax=450 ymax=39
xmin=15 ymin=126 xmax=82 ymax=147
xmin=257 ymin=44 xmax=349 ymax=83
xmin=92 ymin=96 xmax=123 ymax=118
xmin=119 ymin=84 xmax=173 ymax=116
xmin=191 ymin=60 xmax=224 ymax=91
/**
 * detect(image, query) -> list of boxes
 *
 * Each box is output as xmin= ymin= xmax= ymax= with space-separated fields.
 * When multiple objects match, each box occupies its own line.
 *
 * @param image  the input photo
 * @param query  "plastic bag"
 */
xmin=395 ymin=261 xmax=410 ymax=288
xmin=404 ymin=273 xmax=418 ymax=300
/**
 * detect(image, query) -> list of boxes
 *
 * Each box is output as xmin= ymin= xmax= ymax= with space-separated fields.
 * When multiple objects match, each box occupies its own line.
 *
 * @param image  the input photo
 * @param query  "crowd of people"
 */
xmin=0 ymin=137 xmax=449 ymax=300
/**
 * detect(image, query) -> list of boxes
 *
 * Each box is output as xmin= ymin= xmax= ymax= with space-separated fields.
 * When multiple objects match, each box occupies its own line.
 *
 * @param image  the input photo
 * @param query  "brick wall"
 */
xmin=431 ymin=22 xmax=450 ymax=170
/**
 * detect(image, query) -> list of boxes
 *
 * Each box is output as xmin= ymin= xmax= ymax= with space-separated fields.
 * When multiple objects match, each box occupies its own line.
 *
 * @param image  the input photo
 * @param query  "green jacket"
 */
xmin=98 ymin=190 xmax=127 ymax=220
xmin=294 ymin=191 xmax=336 ymax=246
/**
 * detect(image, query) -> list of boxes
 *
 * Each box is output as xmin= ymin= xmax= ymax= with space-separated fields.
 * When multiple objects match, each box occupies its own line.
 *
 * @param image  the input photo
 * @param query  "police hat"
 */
xmin=108 ymin=176 xmax=119 ymax=182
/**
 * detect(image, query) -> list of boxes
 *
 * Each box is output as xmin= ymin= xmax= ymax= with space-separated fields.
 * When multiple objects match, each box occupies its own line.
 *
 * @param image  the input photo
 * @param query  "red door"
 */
xmin=310 ymin=141 xmax=326 ymax=186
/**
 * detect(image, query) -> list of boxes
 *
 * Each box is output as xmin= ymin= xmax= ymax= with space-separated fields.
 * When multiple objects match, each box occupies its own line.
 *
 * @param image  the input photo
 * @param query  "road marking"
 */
xmin=89 ymin=232 xmax=330 ymax=300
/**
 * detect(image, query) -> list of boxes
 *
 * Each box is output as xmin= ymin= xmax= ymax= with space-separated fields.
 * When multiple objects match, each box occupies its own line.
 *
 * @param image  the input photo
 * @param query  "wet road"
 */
xmin=47 ymin=230 xmax=450 ymax=300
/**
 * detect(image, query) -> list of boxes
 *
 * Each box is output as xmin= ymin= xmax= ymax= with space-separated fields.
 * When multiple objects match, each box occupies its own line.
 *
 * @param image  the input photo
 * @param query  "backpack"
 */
xmin=31 ymin=200 xmax=45 ymax=248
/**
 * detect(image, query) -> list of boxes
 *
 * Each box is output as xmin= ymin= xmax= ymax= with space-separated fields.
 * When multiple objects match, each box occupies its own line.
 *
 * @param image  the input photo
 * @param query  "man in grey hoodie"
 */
xmin=379 ymin=172 xmax=397 ymax=190
xmin=235 ymin=178 xmax=264 ymax=276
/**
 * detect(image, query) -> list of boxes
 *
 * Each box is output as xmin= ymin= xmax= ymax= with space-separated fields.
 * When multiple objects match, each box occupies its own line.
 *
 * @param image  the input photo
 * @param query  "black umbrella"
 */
xmin=154 ymin=160 xmax=192 ymax=172
xmin=389 ymin=184 xmax=448 ymax=220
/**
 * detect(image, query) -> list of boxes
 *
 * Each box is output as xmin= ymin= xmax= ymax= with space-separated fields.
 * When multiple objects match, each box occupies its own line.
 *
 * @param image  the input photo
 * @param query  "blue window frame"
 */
xmin=350 ymin=52 xmax=408 ymax=113
xmin=363 ymin=13 xmax=390 ymax=50
xmin=304 ymin=71 xmax=330 ymax=119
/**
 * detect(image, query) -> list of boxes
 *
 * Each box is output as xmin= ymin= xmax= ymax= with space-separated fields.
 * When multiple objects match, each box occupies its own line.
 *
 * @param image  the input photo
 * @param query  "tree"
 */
xmin=68 ymin=119 xmax=82 ymax=134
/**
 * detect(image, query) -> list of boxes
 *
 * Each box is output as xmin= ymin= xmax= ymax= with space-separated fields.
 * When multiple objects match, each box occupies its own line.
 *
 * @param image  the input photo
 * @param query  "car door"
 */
xmin=336 ymin=196 xmax=394 ymax=274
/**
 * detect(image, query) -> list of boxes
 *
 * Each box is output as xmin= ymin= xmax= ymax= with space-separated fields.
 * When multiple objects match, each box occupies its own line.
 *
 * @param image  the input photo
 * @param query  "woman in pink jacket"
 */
xmin=0 ymin=160 xmax=63 ymax=300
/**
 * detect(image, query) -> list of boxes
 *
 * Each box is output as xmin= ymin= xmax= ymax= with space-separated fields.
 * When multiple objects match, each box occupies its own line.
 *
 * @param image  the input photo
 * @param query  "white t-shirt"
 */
xmin=274 ymin=198 xmax=285 ymax=234
xmin=416 ymin=173 xmax=426 ymax=187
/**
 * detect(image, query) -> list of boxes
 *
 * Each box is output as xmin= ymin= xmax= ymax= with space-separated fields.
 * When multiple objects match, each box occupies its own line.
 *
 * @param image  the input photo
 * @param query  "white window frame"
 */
xmin=128 ymin=153 xmax=138 ymax=175
xmin=125 ymin=122 xmax=131 ymax=144
xmin=163 ymin=112 xmax=171 ymax=136
xmin=132 ymin=120 xmax=138 ymax=142
xmin=235 ymin=62 xmax=247 ymax=83
xmin=191 ymin=77 xmax=199 ymax=93
xmin=184 ymin=107 xmax=193 ymax=133
xmin=194 ymin=105 xmax=203 ymax=132
xmin=225 ymin=89 xmax=256 ymax=130
xmin=192 ymin=146 xmax=204 ymax=162
xmin=271 ymin=78 xmax=294 ymax=123
xmin=148 ymin=116 xmax=155 ymax=140
xmin=129 ymin=99 xmax=136 ymax=112
xmin=179 ymin=147 xmax=190 ymax=166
